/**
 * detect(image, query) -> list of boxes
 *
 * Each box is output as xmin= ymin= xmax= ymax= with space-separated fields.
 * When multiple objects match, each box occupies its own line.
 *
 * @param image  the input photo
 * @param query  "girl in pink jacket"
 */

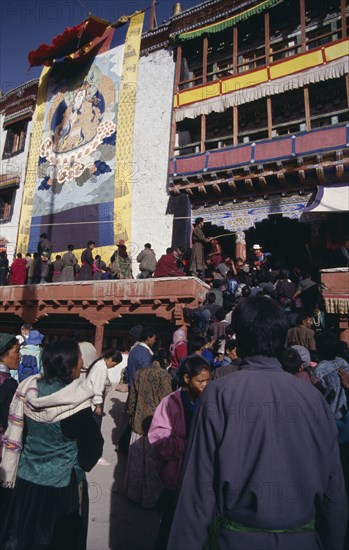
xmin=148 ymin=355 xmax=211 ymax=549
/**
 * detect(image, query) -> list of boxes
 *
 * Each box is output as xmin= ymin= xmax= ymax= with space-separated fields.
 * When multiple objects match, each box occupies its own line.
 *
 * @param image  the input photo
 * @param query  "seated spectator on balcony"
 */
xmin=110 ymin=242 xmax=133 ymax=280
xmin=154 ymin=248 xmax=182 ymax=278
xmin=0 ymin=251 xmax=9 ymax=286
xmin=136 ymin=243 xmax=157 ymax=279
xmin=10 ymin=253 xmax=27 ymax=285
xmin=92 ymin=255 xmax=108 ymax=280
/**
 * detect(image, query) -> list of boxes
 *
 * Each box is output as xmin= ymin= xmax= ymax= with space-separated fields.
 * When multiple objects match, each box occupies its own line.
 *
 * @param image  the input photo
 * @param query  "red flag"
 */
xmin=28 ymin=16 xmax=110 ymax=67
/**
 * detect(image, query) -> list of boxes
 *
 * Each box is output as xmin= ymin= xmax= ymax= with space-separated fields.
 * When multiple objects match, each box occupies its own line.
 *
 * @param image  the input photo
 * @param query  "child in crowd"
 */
xmin=85 ymin=349 xmax=122 ymax=465
xmin=148 ymin=355 xmax=211 ymax=550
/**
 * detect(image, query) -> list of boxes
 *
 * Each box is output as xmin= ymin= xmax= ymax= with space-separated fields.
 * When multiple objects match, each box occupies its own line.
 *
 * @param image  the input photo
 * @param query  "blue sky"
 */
xmin=0 ymin=0 xmax=199 ymax=93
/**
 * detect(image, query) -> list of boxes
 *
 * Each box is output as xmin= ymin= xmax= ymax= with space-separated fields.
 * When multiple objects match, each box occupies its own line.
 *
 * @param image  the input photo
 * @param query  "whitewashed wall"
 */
xmin=0 ymin=116 xmax=34 ymax=258
xmin=131 ymin=48 xmax=175 ymax=273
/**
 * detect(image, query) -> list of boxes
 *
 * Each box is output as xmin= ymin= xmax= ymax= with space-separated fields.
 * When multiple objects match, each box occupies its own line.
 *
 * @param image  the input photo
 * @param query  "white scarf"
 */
xmin=0 ymin=374 xmax=94 ymax=488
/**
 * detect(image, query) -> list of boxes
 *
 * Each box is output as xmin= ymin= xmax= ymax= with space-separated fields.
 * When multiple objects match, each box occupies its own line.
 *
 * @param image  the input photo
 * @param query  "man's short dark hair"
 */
xmin=206 ymin=292 xmax=216 ymax=304
xmin=231 ymin=296 xmax=288 ymax=358
xmin=88 ymin=241 xmax=95 ymax=247
xmin=140 ymin=327 xmax=156 ymax=341
xmin=144 ymin=243 xmax=151 ymax=249
xmin=296 ymin=313 xmax=312 ymax=326
xmin=189 ymin=335 xmax=207 ymax=353
xmin=241 ymin=286 xmax=251 ymax=298
xmin=215 ymin=307 xmax=226 ymax=322
xmin=212 ymin=279 xmax=222 ymax=289
xmin=166 ymin=247 xmax=173 ymax=254
xmin=281 ymin=347 xmax=302 ymax=374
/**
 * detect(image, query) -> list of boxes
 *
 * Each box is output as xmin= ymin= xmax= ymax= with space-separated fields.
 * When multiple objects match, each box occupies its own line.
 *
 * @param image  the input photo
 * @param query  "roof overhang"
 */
xmin=304 ymin=184 xmax=349 ymax=213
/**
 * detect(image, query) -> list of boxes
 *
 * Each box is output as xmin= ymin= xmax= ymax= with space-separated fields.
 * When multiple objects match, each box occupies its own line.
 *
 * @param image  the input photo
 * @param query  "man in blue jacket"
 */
xmin=124 ymin=327 xmax=157 ymax=389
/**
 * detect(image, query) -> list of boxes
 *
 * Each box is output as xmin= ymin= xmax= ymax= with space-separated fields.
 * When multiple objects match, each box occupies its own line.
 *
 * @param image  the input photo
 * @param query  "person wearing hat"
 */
xmin=79 ymin=240 xmax=95 ymax=281
xmin=190 ymin=218 xmax=212 ymax=281
xmin=0 ymin=334 xmax=20 ymax=459
xmin=110 ymin=241 xmax=133 ymax=279
xmin=18 ymin=330 xmax=44 ymax=381
xmin=249 ymin=244 xmax=269 ymax=270
xmin=281 ymin=346 xmax=313 ymax=384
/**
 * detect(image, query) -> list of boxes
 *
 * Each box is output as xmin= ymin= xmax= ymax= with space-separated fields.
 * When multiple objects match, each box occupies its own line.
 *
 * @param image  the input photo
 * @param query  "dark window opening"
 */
xmin=305 ymin=0 xmax=343 ymax=49
xmin=207 ymin=29 xmax=234 ymax=82
xmin=2 ymin=119 xmax=28 ymax=159
xmin=0 ymin=189 xmax=15 ymax=222
xmin=269 ymin=0 xmax=301 ymax=61
xmin=206 ymin=108 xmax=234 ymax=150
xmin=238 ymin=98 xmax=268 ymax=143
xmin=175 ymin=117 xmax=202 ymax=156
xmin=179 ymin=38 xmax=204 ymax=90
xmin=271 ymin=89 xmax=306 ymax=137
xmin=309 ymin=77 xmax=349 ymax=128
xmin=237 ymin=13 xmax=266 ymax=73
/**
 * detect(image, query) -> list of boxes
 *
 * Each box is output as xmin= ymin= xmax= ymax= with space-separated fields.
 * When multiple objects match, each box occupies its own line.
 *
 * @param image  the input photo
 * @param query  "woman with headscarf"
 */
xmin=110 ymin=241 xmax=133 ymax=279
xmin=0 ymin=340 xmax=103 ymax=550
xmin=168 ymin=329 xmax=188 ymax=390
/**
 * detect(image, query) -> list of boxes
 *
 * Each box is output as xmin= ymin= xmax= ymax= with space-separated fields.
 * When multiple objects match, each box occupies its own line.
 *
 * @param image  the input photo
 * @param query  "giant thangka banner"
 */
xmin=17 ymin=13 xmax=144 ymax=258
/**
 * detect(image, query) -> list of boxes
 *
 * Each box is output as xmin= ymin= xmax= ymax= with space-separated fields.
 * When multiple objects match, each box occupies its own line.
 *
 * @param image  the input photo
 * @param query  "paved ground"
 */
xmin=86 ymin=384 xmax=161 ymax=550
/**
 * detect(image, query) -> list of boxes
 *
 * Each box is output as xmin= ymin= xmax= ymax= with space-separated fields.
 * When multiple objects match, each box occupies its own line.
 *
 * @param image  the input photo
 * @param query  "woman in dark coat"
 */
xmin=79 ymin=241 xmax=95 ymax=281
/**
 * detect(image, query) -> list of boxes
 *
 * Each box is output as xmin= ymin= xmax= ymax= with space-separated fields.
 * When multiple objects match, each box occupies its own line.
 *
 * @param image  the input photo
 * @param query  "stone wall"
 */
xmin=131 ymin=48 xmax=175 ymax=273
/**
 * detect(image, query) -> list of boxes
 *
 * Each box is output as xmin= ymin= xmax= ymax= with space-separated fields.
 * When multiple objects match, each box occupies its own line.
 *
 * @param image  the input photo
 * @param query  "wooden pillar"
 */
xmin=203 ymin=36 xmax=208 ymax=83
xmin=233 ymin=106 xmax=238 ymax=146
xmin=300 ymin=0 xmax=306 ymax=52
xmin=94 ymin=324 xmax=105 ymax=356
xmin=235 ymin=231 xmax=246 ymax=261
xmin=170 ymin=46 xmax=182 ymax=158
xmin=341 ymin=0 xmax=347 ymax=37
xmin=233 ymin=27 xmax=239 ymax=145
xmin=267 ymin=97 xmax=272 ymax=139
xmin=304 ymin=85 xmax=311 ymax=130
xmin=233 ymin=27 xmax=238 ymax=73
xmin=339 ymin=315 xmax=349 ymax=346
xmin=265 ymin=12 xmax=270 ymax=64
xmin=201 ymin=114 xmax=206 ymax=153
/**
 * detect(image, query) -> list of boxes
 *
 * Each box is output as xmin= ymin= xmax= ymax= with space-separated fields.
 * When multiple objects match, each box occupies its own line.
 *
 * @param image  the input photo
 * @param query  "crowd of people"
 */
xmin=0 ymin=225 xmax=348 ymax=285
xmin=1 ymin=286 xmax=349 ymax=549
